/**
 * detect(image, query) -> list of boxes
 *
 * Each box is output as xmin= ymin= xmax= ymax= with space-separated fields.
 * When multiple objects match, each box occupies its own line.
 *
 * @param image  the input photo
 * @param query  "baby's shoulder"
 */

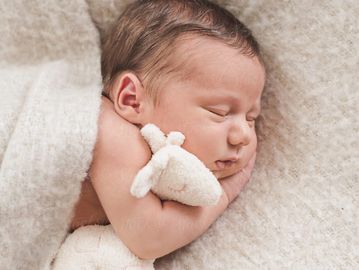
xmin=95 ymin=97 xmax=151 ymax=166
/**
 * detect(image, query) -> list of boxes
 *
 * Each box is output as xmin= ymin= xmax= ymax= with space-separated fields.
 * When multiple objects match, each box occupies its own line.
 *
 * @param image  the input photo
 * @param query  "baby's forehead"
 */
xmin=168 ymin=36 xmax=230 ymax=77
xmin=174 ymin=36 xmax=259 ymax=71
xmin=169 ymin=36 xmax=263 ymax=86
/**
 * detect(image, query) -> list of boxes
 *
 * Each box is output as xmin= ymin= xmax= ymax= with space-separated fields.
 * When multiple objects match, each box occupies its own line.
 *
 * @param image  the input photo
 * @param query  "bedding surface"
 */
xmin=0 ymin=0 xmax=357 ymax=269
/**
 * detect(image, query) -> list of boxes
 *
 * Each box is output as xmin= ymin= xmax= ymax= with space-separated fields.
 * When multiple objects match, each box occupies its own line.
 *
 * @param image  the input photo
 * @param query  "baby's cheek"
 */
xmin=243 ymin=132 xmax=257 ymax=162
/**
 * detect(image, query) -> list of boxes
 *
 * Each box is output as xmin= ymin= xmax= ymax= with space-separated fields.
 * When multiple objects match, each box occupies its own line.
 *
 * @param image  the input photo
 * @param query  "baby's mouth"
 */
xmin=215 ymin=160 xmax=236 ymax=170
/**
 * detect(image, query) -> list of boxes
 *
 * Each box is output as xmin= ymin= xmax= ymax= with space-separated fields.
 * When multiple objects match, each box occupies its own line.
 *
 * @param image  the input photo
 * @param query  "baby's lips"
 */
xmin=215 ymin=160 xmax=235 ymax=170
xmin=215 ymin=160 xmax=225 ymax=169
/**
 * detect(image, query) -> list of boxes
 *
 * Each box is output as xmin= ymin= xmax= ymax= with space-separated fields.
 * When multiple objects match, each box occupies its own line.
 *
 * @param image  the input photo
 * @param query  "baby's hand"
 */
xmin=218 ymin=152 xmax=256 ymax=204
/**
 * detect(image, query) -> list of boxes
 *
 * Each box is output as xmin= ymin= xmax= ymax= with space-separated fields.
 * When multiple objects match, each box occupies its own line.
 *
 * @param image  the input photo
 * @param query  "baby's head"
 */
xmin=102 ymin=0 xmax=265 ymax=178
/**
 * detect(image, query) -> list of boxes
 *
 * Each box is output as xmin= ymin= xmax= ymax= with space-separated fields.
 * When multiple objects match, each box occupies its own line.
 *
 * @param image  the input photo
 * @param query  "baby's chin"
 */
xmin=212 ymin=164 xmax=242 ymax=179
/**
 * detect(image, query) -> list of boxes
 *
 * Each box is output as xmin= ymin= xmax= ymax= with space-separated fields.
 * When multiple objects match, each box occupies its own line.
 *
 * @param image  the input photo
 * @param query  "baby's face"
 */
xmin=142 ymin=38 xmax=265 ymax=178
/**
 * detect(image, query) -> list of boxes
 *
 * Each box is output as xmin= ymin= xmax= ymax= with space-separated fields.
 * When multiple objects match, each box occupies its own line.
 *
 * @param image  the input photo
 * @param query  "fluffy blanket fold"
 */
xmin=0 ymin=61 xmax=101 ymax=269
xmin=0 ymin=1 xmax=102 ymax=269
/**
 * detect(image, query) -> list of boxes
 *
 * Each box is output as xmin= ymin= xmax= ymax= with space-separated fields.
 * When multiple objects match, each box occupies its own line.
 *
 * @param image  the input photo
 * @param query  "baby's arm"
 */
xmin=90 ymin=98 xmax=253 ymax=260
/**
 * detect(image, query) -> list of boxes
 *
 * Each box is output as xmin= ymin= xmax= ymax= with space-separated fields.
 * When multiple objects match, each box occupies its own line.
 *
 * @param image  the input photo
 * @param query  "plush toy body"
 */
xmin=131 ymin=124 xmax=222 ymax=205
xmin=53 ymin=225 xmax=155 ymax=270
xmin=53 ymin=124 xmax=222 ymax=270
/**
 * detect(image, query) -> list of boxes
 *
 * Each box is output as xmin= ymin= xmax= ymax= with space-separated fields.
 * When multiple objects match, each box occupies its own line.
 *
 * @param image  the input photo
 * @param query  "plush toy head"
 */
xmin=130 ymin=124 xmax=222 ymax=206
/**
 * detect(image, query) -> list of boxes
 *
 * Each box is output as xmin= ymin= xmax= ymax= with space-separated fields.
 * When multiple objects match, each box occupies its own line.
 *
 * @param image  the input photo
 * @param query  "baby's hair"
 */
xmin=101 ymin=0 xmax=262 ymax=105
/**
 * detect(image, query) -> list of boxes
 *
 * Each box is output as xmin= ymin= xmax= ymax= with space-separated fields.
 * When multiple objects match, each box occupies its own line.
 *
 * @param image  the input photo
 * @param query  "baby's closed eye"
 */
xmin=206 ymin=107 xmax=230 ymax=118
xmin=206 ymin=108 xmax=258 ymax=122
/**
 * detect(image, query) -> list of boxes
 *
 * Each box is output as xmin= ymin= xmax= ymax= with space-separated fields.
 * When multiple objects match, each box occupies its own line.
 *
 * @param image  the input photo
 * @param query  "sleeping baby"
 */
xmin=70 ymin=0 xmax=265 ymax=260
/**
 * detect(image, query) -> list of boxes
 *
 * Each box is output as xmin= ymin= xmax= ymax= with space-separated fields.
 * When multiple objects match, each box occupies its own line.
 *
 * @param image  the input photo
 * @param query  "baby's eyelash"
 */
xmin=208 ymin=109 xmax=228 ymax=117
xmin=206 ymin=107 xmax=259 ymax=121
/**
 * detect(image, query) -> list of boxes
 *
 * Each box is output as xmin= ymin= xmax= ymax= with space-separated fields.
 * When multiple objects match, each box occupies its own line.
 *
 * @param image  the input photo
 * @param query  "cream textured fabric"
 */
xmin=0 ymin=0 xmax=358 ymax=269
xmin=53 ymin=225 xmax=155 ymax=270
xmin=0 ymin=1 xmax=102 ymax=269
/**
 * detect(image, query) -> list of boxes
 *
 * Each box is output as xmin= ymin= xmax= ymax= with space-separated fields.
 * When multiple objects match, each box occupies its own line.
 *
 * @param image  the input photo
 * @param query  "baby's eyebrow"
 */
xmin=204 ymin=93 xmax=238 ymax=103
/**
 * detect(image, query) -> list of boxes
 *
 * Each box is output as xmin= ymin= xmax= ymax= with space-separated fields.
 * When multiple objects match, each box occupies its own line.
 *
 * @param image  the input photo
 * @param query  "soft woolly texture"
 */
xmin=53 ymin=225 xmax=155 ymax=270
xmin=1 ymin=0 xmax=358 ymax=269
xmin=0 ymin=1 xmax=102 ymax=270
xmin=131 ymin=124 xmax=222 ymax=206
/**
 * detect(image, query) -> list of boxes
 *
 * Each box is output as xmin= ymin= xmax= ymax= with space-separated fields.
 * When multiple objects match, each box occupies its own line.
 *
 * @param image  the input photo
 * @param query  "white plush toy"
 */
xmin=52 ymin=124 xmax=222 ymax=270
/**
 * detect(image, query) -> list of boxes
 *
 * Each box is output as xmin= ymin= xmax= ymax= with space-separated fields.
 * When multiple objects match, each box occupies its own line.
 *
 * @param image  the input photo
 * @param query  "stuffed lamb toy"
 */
xmin=53 ymin=124 xmax=222 ymax=270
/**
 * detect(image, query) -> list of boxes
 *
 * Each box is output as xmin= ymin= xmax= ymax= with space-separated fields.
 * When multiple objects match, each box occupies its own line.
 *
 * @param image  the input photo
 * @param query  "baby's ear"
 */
xmin=111 ymin=72 xmax=146 ymax=124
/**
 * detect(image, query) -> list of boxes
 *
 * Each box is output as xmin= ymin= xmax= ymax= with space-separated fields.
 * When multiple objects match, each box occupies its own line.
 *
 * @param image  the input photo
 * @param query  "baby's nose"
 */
xmin=228 ymin=118 xmax=251 ymax=146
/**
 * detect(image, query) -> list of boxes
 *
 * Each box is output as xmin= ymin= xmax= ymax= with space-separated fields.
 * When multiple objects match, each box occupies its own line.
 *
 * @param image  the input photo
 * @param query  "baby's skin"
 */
xmin=70 ymin=36 xmax=265 ymax=260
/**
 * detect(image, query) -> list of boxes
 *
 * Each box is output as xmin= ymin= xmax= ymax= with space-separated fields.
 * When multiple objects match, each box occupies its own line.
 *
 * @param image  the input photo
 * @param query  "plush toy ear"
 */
xmin=130 ymin=165 xmax=156 ymax=198
xmin=140 ymin=124 xmax=166 ymax=153
xmin=166 ymin=131 xmax=185 ymax=146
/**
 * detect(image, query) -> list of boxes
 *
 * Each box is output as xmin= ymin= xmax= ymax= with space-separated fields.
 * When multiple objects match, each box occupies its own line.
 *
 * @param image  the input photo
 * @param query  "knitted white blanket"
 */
xmin=0 ymin=1 xmax=102 ymax=269
xmin=0 ymin=0 xmax=358 ymax=269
